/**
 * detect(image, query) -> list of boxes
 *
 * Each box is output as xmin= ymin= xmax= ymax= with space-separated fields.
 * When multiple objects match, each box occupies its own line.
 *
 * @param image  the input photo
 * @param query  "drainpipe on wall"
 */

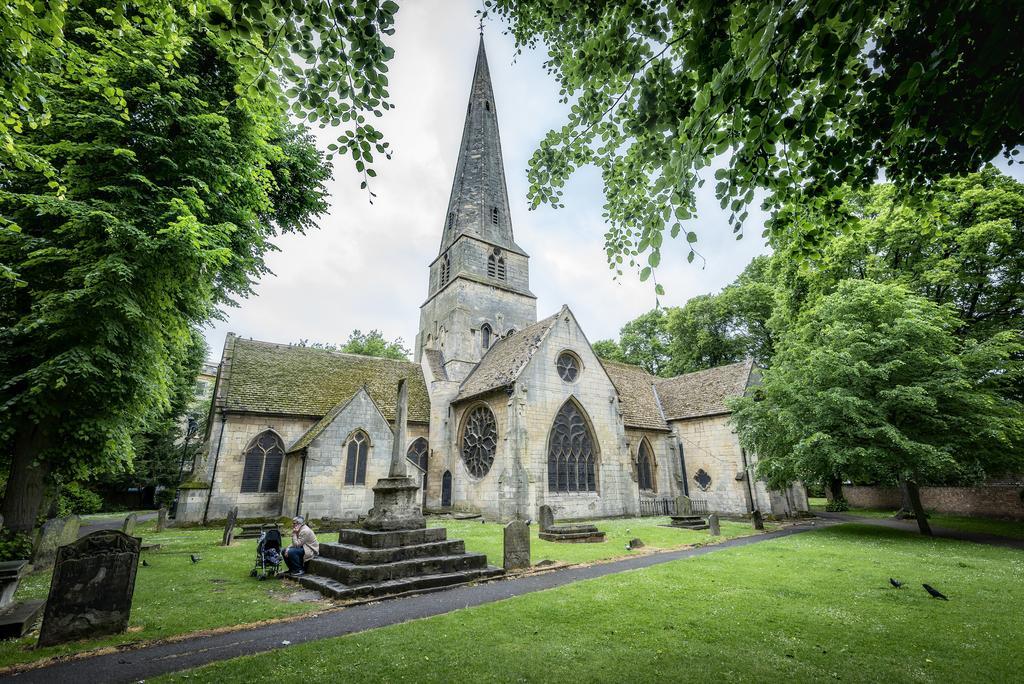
xmin=203 ymin=413 xmax=227 ymax=525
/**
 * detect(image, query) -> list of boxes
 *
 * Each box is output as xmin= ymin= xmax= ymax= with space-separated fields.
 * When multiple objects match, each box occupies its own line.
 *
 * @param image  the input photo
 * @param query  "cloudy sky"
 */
xmin=201 ymin=1 xmax=1021 ymax=361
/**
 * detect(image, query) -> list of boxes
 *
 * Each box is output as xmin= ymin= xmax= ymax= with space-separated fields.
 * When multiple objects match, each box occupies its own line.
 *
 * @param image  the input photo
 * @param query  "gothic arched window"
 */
xmin=407 ymin=437 xmax=428 ymax=471
xmin=461 ymin=405 xmax=497 ymax=478
xmin=487 ymin=254 xmax=506 ymax=281
xmin=481 ymin=323 xmax=492 ymax=350
xmin=440 ymin=253 xmax=451 ymax=287
xmin=240 ymin=430 xmax=285 ymax=493
xmin=547 ymin=400 xmax=597 ymax=492
xmin=344 ymin=430 xmax=370 ymax=485
xmin=637 ymin=439 xmax=655 ymax=492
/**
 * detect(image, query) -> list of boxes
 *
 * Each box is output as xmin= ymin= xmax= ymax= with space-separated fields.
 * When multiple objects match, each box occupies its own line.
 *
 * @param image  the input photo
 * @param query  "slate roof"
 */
xmin=221 ymin=337 xmax=429 ymax=424
xmin=455 ymin=311 xmax=561 ymax=402
xmin=424 ymin=349 xmax=448 ymax=381
xmin=600 ymin=360 xmax=669 ymax=431
xmin=287 ymin=392 xmax=373 ymax=454
xmin=654 ymin=359 xmax=754 ymax=420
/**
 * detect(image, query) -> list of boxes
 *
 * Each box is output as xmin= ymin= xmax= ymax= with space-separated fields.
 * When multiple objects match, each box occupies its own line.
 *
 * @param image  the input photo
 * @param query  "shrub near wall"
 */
xmin=841 ymin=485 xmax=1024 ymax=520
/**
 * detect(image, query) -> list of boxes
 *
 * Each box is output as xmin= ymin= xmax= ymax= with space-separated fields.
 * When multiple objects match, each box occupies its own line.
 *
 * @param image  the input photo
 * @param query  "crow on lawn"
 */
xmin=190 ymin=554 xmax=201 ymax=564
xmin=922 ymin=583 xmax=949 ymax=600
xmin=889 ymin=578 xmax=903 ymax=589
xmin=142 ymin=559 xmax=150 ymax=567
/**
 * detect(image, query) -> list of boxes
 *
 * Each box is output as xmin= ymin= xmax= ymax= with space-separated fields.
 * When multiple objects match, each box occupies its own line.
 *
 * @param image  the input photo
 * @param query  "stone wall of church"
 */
xmin=670 ymin=414 xmax=752 ymax=515
xmin=624 ymin=429 xmax=679 ymax=500
xmin=204 ymin=413 xmax=315 ymax=521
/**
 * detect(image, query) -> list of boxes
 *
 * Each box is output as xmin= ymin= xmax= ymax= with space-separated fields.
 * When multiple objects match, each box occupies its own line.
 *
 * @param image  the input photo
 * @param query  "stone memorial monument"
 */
xmin=708 ymin=513 xmax=721 ymax=536
xmin=37 ymin=530 xmax=140 ymax=647
xmin=503 ymin=520 xmax=530 ymax=571
xmin=538 ymin=505 xmax=554 ymax=533
xmin=222 ymin=507 xmax=239 ymax=546
xmin=156 ymin=507 xmax=168 ymax=532
xmin=32 ymin=515 xmax=81 ymax=570
xmin=362 ymin=380 xmax=425 ymax=532
xmin=675 ymin=495 xmax=693 ymax=516
xmin=0 ymin=561 xmax=45 ymax=638
xmin=121 ymin=512 xmax=137 ymax=537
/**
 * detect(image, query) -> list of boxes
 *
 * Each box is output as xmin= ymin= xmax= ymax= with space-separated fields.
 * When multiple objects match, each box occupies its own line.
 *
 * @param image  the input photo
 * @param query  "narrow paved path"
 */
xmin=77 ymin=512 xmax=158 ymax=538
xmin=814 ymin=511 xmax=1024 ymax=550
xmin=8 ymin=522 xmax=830 ymax=683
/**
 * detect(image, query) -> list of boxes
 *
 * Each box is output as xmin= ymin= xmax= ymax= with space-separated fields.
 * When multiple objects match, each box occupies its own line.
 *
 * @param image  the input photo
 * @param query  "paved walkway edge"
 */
xmin=9 ymin=523 xmax=830 ymax=683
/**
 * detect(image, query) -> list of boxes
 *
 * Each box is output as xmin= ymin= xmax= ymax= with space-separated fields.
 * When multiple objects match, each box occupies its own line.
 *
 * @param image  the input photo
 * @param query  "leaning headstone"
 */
xmin=752 ymin=510 xmax=765 ymax=531
xmin=538 ymin=505 xmax=554 ymax=533
xmin=121 ymin=512 xmax=137 ymax=537
xmin=37 ymin=530 xmax=141 ymax=647
xmin=221 ymin=506 xmax=238 ymax=546
xmin=708 ymin=513 xmax=721 ymax=536
xmin=628 ymin=538 xmax=645 ymax=549
xmin=675 ymin=495 xmax=692 ymax=516
xmin=503 ymin=520 xmax=530 ymax=571
xmin=32 ymin=516 xmax=81 ymax=570
xmin=156 ymin=507 xmax=168 ymax=532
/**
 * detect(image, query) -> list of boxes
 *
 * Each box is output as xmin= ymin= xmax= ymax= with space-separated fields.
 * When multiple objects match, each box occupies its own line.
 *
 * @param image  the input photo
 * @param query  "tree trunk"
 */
xmin=894 ymin=479 xmax=914 ymax=519
xmin=901 ymin=475 xmax=932 ymax=536
xmin=828 ymin=476 xmax=843 ymax=502
xmin=1 ymin=425 xmax=52 ymax=533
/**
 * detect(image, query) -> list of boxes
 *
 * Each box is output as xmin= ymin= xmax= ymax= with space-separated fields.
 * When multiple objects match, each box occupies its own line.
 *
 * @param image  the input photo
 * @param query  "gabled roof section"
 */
xmin=600 ymin=360 xmax=669 ymax=431
xmin=222 ymin=337 xmax=429 ymax=423
xmin=287 ymin=388 xmax=385 ymax=454
xmin=438 ymin=35 xmax=523 ymax=255
xmin=654 ymin=359 xmax=755 ymax=421
xmin=454 ymin=310 xmax=562 ymax=402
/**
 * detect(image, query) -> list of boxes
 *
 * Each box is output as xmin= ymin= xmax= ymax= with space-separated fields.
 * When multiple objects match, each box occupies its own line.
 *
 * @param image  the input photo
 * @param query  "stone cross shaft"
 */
xmin=389 ymin=379 xmax=409 ymax=478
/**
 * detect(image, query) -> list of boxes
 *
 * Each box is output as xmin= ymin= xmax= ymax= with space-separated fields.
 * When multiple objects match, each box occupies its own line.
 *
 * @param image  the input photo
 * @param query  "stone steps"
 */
xmin=307 ymin=551 xmax=489 ymax=585
xmin=320 ymin=539 xmax=466 ymax=564
xmin=338 ymin=527 xmax=447 ymax=549
xmin=297 ymin=566 xmax=504 ymax=601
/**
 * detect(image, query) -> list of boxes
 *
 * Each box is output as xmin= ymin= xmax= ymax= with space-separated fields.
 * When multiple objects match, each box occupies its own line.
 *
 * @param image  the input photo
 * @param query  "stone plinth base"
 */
xmin=670 ymin=515 xmax=709 ymax=531
xmin=0 ymin=599 xmax=44 ymax=639
xmin=538 ymin=523 xmax=606 ymax=543
xmin=363 ymin=477 xmax=426 ymax=531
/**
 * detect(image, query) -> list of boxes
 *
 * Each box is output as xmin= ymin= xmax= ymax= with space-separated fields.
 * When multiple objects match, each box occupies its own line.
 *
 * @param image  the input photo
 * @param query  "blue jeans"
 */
xmin=284 ymin=546 xmax=305 ymax=574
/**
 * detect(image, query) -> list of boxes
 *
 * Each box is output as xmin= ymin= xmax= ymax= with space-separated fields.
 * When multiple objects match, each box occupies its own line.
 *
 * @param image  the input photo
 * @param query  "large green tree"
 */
xmin=487 ymin=0 xmax=1024 ymax=277
xmin=729 ymin=280 xmax=1023 ymax=535
xmin=296 ymin=329 xmax=411 ymax=360
xmin=0 ymin=11 xmax=331 ymax=531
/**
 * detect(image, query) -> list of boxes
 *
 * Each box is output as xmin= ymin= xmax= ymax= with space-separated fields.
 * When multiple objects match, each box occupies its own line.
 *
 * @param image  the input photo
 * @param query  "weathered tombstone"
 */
xmin=708 ymin=513 xmax=721 ymax=536
xmin=156 ymin=507 xmax=168 ymax=532
xmin=752 ymin=510 xmax=765 ymax=531
xmin=37 ymin=530 xmax=141 ymax=647
xmin=629 ymin=538 xmax=645 ymax=549
xmin=121 ymin=512 xmax=137 ymax=537
xmin=222 ymin=506 xmax=238 ymax=546
xmin=503 ymin=520 xmax=530 ymax=571
xmin=675 ymin=495 xmax=692 ymax=516
xmin=538 ymin=505 xmax=554 ymax=533
xmin=32 ymin=516 xmax=81 ymax=570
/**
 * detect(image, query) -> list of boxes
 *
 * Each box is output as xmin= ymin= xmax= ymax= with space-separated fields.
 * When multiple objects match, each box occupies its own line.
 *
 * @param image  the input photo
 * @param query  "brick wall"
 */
xmin=840 ymin=485 xmax=1024 ymax=520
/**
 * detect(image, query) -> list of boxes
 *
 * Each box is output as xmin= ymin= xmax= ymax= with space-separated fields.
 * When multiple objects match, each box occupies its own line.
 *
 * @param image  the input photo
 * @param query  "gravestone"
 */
xmin=708 ymin=513 xmax=721 ymax=536
xmin=156 ymin=507 xmax=168 ymax=532
xmin=538 ymin=505 xmax=554 ymax=533
xmin=629 ymin=538 xmax=645 ymax=549
xmin=222 ymin=507 xmax=238 ymax=546
xmin=752 ymin=510 xmax=765 ymax=531
xmin=32 ymin=516 xmax=81 ymax=570
xmin=675 ymin=495 xmax=692 ymax=516
xmin=0 ymin=560 xmax=45 ymax=638
xmin=37 ymin=530 xmax=140 ymax=647
xmin=503 ymin=520 xmax=530 ymax=571
xmin=121 ymin=512 xmax=137 ymax=537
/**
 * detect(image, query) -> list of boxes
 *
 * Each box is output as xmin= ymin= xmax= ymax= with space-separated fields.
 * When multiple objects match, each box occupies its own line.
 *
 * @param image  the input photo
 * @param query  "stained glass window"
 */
xmin=344 ymin=430 xmax=370 ymax=485
xmin=547 ymin=401 xmax=597 ymax=492
xmin=240 ymin=430 xmax=285 ymax=493
xmin=556 ymin=352 xmax=580 ymax=382
xmin=461 ymin=406 xmax=497 ymax=478
xmin=637 ymin=440 xmax=655 ymax=492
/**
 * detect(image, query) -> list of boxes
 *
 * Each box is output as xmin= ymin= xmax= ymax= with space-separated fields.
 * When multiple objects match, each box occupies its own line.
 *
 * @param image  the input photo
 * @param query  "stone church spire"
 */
xmin=439 ymin=36 xmax=519 ymax=254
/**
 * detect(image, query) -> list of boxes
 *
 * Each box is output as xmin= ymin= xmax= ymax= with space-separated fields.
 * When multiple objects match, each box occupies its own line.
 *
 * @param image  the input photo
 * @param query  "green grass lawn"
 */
xmin=807 ymin=498 xmax=1024 ymax=540
xmin=0 ymin=515 xmax=764 ymax=669
xmin=159 ymin=524 xmax=1024 ymax=683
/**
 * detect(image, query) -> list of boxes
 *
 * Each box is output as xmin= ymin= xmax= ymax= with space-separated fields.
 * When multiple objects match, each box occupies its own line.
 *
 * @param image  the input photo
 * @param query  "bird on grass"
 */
xmin=142 ymin=559 xmax=150 ymax=568
xmin=923 ymin=584 xmax=949 ymax=600
xmin=625 ymin=541 xmax=632 ymax=552
xmin=481 ymin=519 xmax=486 ymax=524
xmin=889 ymin=578 xmax=903 ymax=589
xmin=190 ymin=554 xmax=201 ymax=564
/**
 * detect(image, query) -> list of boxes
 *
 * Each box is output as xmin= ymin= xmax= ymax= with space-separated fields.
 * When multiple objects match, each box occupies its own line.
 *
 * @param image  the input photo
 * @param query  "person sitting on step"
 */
xmin=284 ymin=516 xmax=319 ymax=577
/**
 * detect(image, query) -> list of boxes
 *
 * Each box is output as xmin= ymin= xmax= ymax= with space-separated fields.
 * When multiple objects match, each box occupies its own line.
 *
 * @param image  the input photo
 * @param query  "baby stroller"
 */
xmin=250 ymin=528 xmax=283 ymax=580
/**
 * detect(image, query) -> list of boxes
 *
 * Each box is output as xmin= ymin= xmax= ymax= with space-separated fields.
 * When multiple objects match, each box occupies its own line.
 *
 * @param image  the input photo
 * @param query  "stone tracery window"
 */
xmin=461 ymin=405 xmax=497 ymax=478
xmin=556 ymin=351 xmax=580 ymax=382
xmin=344 ymin=430 xmax=370 ymax=485
xmin=637 ymin=439 xmax=655 ymax=492
xmin=407 ymin=437 xmax=428 ymax=471
xmin=240 ymin=430 xmax=285 ymax=493
xmin=547 ymin=400 xmax=597 ymax=492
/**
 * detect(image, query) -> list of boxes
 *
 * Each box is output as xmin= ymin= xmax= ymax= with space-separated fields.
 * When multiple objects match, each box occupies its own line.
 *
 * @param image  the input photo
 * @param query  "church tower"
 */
xmin=416 ymin=36 xmax=537 ymax=382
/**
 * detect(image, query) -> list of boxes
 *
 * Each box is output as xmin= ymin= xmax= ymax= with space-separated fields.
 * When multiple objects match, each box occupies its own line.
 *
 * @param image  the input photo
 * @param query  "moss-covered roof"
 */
xmin=600 ymin=360 xmax=669 ymax=431
xmin=654 ymin=359 xmax=754 ymax=420
xmin=222 ymin=337 xmax=429 ymax=423
xmin=455 ymin=311 xmax=561 ymax=402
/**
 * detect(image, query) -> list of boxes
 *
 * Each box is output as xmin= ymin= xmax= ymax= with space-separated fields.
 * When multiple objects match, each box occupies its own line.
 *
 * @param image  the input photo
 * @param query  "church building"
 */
xmin=178 ymin=37 xmax=807 ymax=525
